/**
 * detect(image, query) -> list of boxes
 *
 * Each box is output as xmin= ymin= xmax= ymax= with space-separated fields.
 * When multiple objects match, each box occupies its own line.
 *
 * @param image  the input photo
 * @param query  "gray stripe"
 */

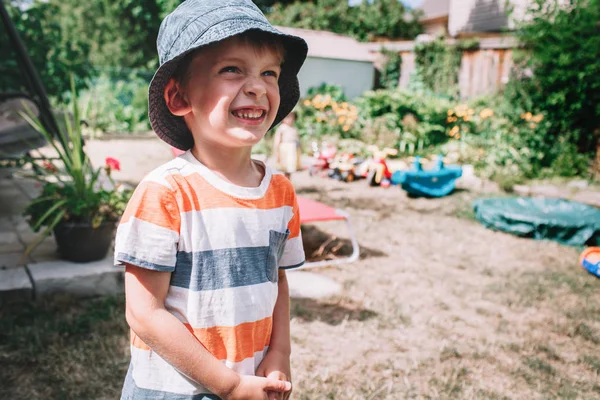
xmin=280 ymin=260 xmax=305 ymax=270
xmin=121 ymin=364 xmax=219 ymax=399
xmin=172 ymin=247 xmax=270 ymax=291
xmin=171 ymin=230 xmax=289 ymax=291
xmin=117 ymin=253 xmax=175 ymax=272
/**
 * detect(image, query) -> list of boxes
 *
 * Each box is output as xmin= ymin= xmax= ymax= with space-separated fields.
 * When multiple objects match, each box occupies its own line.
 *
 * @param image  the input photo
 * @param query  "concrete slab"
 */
xmin=0 ymin=252 xmax=30 ymax=269
xmin=26 ymin=238 xmax=60 ymax=263
xmin=28 ymin=256 xmax=123 ymax=299
xmin=0 ymin=177 xmax=32 ymax=218
xmin=0 ymin=231 xmax=23 ymax=252
xmin=0 ymin=266 xmax=33 ymax=302
xmin=287 ymin=271 xmax=342 ymax=299
xmin=11 ymin=176 xmax=41 ymax=200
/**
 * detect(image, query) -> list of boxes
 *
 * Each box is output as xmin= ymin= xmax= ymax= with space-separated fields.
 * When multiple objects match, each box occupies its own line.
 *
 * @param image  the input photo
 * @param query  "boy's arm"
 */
xmin=125 ymin=264 xmax=291 ymax=399
xmin=268 ymin=270 xmax=292 ymax=356
xmin=257 ymin=270 xmax=292 ymax=400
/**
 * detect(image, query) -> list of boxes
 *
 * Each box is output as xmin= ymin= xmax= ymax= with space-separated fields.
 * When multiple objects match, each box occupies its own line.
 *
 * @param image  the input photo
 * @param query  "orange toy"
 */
xmin=579 ymin=247 xmax=600 ymax=277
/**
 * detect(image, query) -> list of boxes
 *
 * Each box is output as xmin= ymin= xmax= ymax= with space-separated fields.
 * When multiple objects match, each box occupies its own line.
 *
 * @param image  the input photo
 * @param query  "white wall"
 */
xmin=297 ymin=57 xmax=375 ymax=100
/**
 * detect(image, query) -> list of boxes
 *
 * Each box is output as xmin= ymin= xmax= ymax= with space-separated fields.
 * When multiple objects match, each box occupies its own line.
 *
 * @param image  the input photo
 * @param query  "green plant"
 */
xmin=2 ymin=1 xmax=94 ymax=98
xmin=266 ymin=0 xmax=422 ymax=42
xmin=509 ymin=0 xmax=600 ymax=154
xmin=296 ymin=85 xmax=360 ymax=140
xmin=355 ymin=89 xmax=450 ymax=153
xmin=306 ymin=83 xmax=347 ymax=103
xmin=78 ymin=71 xmax=151 ymax=134
xmin=20 ymin=78 xmax=132 ymax=254
xmin=378 ymin=47 xmax=402 ymax=89
xmin=414 ymin=37 xmax=463 ymax=98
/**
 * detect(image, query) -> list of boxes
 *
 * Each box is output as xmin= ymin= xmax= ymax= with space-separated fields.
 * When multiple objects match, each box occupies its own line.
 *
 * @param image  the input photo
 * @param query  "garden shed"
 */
xmin=275 ymin=26 xmax=375 ymax=100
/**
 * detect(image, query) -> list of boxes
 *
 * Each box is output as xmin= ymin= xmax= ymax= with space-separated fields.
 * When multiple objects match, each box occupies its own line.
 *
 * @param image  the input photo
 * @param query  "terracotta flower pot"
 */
xmin=53 ymin=221 xmax=116 ymax=263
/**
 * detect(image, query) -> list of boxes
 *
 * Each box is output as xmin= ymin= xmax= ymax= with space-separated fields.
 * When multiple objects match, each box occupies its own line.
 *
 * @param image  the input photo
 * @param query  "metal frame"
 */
xmin=300 ymin=209 xmax=360 ymax=270
xmin=0 ymin=1 xmax=59 ymax=140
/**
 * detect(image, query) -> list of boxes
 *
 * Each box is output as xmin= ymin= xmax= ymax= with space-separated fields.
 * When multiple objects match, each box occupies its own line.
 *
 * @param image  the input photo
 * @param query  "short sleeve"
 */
xmin=114 ymin=180 xmax=180 ymax=272
xmin=279 ymin=193 xmax=305 ymax=270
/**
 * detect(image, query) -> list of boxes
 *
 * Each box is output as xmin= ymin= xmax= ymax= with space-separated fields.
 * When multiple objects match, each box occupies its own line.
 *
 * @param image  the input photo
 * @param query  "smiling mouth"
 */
xmin=231 ymin=109 xmax=266 ymax=120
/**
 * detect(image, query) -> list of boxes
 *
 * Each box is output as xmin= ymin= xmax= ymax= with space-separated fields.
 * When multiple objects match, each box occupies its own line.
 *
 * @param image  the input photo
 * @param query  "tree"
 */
xmin=3 ymin=1 xmax=93 ymax=98
xmin=266 ymin=0 xmax=422 ymax=41
xmin=510 ymin=0 xmax=600 ymax=154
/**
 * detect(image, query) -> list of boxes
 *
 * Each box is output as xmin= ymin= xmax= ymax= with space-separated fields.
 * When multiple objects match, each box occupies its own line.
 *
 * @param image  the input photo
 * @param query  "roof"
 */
xmin=275 ymin=26 xmax=374 ymax=63
xmin=419 ymin=0 xmax=450 ymax=21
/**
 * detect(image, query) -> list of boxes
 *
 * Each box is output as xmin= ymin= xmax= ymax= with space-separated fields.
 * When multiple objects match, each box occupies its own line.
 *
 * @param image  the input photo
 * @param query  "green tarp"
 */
xmin=473 ymin=197 xmax=600 ymax=247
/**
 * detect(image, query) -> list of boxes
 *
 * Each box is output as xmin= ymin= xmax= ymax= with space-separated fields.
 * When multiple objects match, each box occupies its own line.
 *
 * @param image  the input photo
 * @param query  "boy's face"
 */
xmin=179 ymin=37 xmax=282 ymax=149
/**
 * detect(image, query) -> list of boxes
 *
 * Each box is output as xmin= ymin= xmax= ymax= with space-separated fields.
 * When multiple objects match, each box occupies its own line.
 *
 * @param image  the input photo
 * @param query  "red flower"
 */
xmin=42 ymin=161 xmax=57 ymax=173
xmin=105 ymin=157 xmax=121 ymax=171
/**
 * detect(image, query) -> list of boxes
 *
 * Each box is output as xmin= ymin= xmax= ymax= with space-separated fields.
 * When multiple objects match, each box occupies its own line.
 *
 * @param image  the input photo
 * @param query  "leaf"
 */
xmin=24 ymin=209 xmax=66 ymax=257
xmin=31 ymin=199 xmax=68 ymax=232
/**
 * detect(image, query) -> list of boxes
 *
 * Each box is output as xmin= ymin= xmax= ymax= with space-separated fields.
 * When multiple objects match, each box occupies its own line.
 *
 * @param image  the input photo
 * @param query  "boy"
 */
xmin=114 ymin=1 xmax=308 ymax=399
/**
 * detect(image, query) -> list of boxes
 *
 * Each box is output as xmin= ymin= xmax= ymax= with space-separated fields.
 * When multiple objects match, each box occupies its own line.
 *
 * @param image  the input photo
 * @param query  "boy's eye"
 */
xmin=220 ymin=66 xmax=240 ymax=74
xmin=262 ymin=70 xmax=279 ymax=78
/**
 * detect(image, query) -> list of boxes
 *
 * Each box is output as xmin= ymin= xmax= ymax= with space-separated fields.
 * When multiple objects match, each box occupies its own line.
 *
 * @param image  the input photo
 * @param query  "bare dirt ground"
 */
xmin=288 ymin=172 xmax=600 ymax=399
xmin=2 ymin=138 xmax=599 ymax=399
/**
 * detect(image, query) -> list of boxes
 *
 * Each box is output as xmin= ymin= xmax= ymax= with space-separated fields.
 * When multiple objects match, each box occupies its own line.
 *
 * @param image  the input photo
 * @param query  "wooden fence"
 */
xmin=367 ymin=36 xmax=519 ymax=99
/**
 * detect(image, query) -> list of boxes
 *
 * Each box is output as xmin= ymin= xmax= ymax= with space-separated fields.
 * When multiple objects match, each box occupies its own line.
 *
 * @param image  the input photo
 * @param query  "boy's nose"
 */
xmin=243 ymin=77 xmax=267 ymax=98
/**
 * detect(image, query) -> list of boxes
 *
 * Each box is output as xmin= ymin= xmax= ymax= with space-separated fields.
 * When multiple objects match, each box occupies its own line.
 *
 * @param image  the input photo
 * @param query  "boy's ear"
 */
xmin=164 ymin=78 xmax=191 ymax=116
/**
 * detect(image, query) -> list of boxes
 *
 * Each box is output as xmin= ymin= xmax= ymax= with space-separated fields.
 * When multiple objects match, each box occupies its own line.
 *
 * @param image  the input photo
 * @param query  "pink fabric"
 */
xmin=297 ymin=196 xmax=345 ymax=223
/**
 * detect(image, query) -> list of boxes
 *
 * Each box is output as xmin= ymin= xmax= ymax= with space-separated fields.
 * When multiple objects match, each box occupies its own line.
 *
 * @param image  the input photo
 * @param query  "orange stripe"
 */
xmin=165 ymin=173 xmax=295 ymax=212
xmin=120 ymin=181 xmax=180 ymax=232
xmin=130 ymin=317 xmax=273 ymax=363
xmin=288 ymin=200 xmax=301 ymax=239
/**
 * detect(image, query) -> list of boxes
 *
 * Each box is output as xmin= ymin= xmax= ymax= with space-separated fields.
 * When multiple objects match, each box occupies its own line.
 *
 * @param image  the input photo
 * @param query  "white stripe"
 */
xmin=114 ymin=218 xmax=179 ymax=268
xmin=141 ymin=157 xmax=195 ymax=189
xmin=280 ymin=235 xmax=305 ymax=267
xmin=178 ymin=206 xmax=293 ymax=252
xmin=225 ymin=347 xmax=269 ymax=376
xmin=130 ymin=345 xmax=210 ymax=395
xmin=165 ymin=282 xmax=278 ymax=328
xmin=130 ymin=345 xmax=267 ymax=393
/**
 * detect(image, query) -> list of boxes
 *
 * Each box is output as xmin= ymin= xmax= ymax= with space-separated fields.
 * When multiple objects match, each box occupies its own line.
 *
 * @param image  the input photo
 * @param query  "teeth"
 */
xmin=235 ymin=110 xmax=263 ymax=119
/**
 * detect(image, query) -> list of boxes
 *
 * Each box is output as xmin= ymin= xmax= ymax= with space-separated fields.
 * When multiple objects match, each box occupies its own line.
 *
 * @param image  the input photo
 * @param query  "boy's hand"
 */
xmin=224 ymin=375 xmax=291 ymax=400
xmin=256 ymin=349 xmax=292 ymax=400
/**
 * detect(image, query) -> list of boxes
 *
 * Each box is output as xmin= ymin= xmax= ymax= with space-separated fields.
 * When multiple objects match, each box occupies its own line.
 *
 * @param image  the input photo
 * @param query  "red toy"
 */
xmin=308 ymin=141 xmax=337 ymax=177
xmin=364 ymin=146 xmax=398 ymax=187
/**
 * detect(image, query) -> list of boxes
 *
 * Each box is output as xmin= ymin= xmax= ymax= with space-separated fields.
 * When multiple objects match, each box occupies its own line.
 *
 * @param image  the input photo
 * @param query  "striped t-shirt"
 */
xmin=114 ymin=151 xmax=305 ymax=399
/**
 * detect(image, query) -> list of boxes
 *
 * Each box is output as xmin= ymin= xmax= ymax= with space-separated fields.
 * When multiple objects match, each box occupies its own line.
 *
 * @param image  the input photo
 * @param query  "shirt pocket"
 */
xmin=266 ymin=229 xmax=290 ymax=283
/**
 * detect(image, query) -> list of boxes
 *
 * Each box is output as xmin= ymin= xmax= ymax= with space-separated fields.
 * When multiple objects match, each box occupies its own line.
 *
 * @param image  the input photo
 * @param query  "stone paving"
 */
xmin=0 ymin=169 xmax=121 ymax=303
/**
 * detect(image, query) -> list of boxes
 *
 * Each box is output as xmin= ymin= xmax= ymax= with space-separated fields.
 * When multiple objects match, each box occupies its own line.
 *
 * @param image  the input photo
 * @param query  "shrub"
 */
xmin=266 ymin=0 xmax=422 ymax=42
xmin=355 ymin=89 xmax=449 ymax=153
xmin=377 ymin=47 xmax=402 ymax=89
xmin=77 ymin=71 xmax=151 ymax=134
xmin=509 ymin=0 xmax=600 ymax=155
xmin=296 ymin=84 xmax=360 ymax=140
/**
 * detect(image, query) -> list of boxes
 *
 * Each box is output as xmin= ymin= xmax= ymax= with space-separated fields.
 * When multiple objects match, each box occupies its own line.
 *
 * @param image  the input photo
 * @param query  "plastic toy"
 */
xmin=364 ymin=146 xmax=398 ymax=187
xmin=391 ymin=155 xmax=462 ymax=197
xmin=328 ymin=152 xmax=365 ymax=182
xmin=580 ymin=247 xmax=600 ymax=277
xmin=308 ymin=141 xmax=337 ymax=177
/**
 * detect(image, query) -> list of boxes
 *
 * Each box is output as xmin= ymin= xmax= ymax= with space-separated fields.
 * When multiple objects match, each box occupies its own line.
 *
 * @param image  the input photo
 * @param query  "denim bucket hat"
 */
xmin=148 ymin=0 xmax=308 ymax=150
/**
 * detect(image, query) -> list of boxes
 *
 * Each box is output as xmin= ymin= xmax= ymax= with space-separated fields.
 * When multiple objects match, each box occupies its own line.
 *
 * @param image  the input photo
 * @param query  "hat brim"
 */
xmin=148 ymin=21 xmax=308 ymax=151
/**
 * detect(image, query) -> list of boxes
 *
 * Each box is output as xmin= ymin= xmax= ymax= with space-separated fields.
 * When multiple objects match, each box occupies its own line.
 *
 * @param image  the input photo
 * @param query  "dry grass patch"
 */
xmin=0 ymin=295 xmax=129 ymax=399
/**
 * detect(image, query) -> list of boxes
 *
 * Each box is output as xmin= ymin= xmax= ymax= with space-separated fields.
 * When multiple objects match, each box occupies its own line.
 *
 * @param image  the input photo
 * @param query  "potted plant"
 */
xmin=21 ymin=80 xmax=132 ymax=262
